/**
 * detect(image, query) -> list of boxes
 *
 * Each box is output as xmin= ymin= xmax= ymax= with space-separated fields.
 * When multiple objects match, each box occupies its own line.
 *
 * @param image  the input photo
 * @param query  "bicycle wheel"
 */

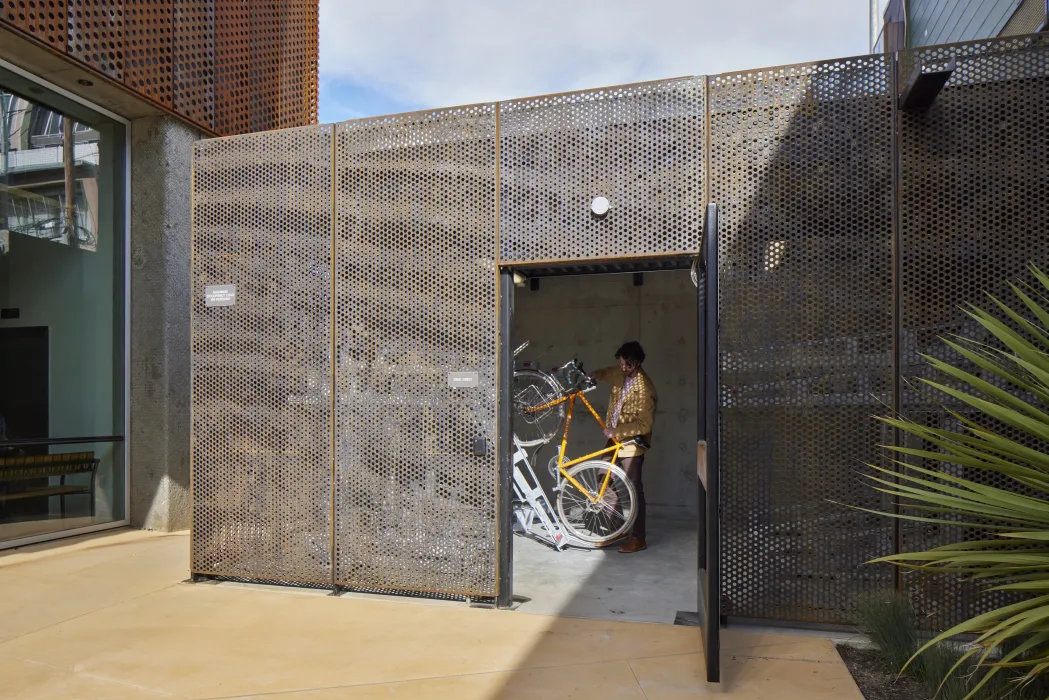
xmin=513 ymin=369 xmax=565 ymax=447
xmin=556 ymin=460 xmax=637 ymax=547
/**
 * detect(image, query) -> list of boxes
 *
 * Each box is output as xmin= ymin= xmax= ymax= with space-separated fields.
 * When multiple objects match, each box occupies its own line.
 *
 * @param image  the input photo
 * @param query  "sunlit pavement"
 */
xmin=0 ymin=529 xmax=862 ymax=699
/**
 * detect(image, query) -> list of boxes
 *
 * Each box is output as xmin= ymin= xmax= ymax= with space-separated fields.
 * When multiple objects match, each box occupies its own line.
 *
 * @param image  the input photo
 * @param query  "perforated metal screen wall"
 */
xmin=334 ymin=107 xmax=499 ymax=596
xmin=0 ymin=0 xmax=319 ymax=136
xmin=898 ymin=34 xmax=1049 ymax=630
xmin=191 ymin=125 xmax=333 ymax=584
xmin=710 ymin=56 xmax=897 ymax=625
xmin=499 ymin=78 xmax=705 ymax=264
xmin=191 ymin=35 xmax=1049 ymax=622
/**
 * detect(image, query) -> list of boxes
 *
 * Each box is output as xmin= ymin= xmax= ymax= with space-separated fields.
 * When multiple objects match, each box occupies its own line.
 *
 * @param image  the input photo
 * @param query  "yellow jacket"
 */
xmin=590 ymin=366 xmax=657 ymax=458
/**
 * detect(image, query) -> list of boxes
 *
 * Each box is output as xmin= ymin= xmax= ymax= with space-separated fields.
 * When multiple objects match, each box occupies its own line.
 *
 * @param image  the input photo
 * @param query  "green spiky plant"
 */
xmin=858 ymin=264 xmax=1049 ymax=699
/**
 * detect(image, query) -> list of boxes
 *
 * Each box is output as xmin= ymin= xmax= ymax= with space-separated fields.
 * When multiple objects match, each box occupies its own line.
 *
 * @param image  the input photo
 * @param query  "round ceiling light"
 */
xmin=591 ymin=196 xmax=610 ymax=216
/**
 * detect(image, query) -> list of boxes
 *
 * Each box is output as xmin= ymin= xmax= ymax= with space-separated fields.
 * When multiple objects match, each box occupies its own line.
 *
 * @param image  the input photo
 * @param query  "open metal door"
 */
xmin=697 ymin=203 xmax=720 ymax=683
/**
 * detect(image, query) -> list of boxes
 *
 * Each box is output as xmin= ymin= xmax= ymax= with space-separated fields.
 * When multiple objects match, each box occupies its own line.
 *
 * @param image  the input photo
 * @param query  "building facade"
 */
xmin=0 ymin=2 xmax=319 ymax=549
xmin=871 ymin=0 xmax=1048 ymax=52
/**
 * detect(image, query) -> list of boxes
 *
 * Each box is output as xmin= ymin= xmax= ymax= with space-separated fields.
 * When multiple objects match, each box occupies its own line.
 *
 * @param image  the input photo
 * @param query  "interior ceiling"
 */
xmin=509 ymin=255 xmax=697 ymax=278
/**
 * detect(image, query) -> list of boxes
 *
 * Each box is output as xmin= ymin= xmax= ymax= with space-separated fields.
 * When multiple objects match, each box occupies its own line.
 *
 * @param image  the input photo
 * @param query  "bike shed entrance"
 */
xmin=496 ymin=206 xmax=720 ymax=681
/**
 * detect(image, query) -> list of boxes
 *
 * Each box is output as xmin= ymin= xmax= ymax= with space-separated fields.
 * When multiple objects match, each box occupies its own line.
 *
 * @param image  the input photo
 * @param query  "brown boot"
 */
xmin=618 ymin=536 xmax=647 ymax=553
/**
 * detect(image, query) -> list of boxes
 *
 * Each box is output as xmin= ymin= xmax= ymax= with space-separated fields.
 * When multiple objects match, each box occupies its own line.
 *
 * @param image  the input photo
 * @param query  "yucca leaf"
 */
xmin=988 ymin=293 xmax=1049 ymax=351
xmin=1010 ymin=280 xmax=1049 ymax=332
xmin=927 ymin=353 xmax=1049 ymax=424
xmin=919 ymin=380 xmax=1049 ymax=445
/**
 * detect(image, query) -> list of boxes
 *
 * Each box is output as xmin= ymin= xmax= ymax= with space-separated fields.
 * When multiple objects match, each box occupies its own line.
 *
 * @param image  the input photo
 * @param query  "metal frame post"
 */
xmin=496 ymin=268 xmax=515 ymax=608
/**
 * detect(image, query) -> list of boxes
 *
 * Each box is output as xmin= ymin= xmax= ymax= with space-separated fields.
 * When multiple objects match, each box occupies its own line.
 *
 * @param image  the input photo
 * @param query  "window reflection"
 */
xmin=1 ymin=91 xmax=100 ymax=253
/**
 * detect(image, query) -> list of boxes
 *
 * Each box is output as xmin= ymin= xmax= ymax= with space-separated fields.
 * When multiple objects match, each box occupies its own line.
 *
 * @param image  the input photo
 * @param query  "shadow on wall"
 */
xmin=488 ymin=35 xmax=1049 ymax=695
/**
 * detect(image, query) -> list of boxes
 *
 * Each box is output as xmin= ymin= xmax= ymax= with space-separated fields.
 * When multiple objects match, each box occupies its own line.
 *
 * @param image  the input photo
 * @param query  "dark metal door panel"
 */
xmin=898 ymin=34 xmax=1049 ymax=631
xmin=697 ymin=203 xmax=721 ymax=683
xmin=708 ymin=56 xmax=896 ymax=625
xmin=333 ymin=107 xmax=499 ymax=597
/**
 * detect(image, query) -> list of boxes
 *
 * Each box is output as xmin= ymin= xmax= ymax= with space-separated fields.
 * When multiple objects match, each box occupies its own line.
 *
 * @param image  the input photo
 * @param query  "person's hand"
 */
xmin=603 ymin=428 xmax=615 ymax=439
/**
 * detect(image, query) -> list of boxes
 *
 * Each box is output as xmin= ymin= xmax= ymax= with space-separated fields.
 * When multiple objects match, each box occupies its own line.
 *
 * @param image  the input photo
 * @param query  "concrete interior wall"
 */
xmin=512 ymin=270 xmax=699 ymax=515
xmin=129 ymin=116 xmax=203 ymax=532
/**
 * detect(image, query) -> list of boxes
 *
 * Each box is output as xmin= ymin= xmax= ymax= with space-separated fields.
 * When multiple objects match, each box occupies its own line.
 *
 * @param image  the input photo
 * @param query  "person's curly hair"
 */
xmin=615 ymin=341 xmax=646 ymax=366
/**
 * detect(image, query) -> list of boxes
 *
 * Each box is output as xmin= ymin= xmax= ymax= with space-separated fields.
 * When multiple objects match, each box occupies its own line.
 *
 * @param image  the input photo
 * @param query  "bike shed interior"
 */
xmin=503 ymin=256 xmax=701 ymax=625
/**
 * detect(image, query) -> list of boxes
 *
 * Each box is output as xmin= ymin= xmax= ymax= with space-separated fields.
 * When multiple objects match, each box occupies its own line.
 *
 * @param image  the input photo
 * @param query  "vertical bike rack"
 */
xmin=511 ymin=436 xmax=569 ymax=550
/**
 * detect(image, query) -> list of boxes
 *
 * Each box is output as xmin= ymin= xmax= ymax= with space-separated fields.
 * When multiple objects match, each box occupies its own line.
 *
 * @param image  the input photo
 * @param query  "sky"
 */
xmin=318 ymin=1 xmax=871 ymax=124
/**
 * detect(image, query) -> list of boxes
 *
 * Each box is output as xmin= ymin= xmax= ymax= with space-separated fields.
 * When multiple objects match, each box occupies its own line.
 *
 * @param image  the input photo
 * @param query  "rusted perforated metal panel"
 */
xmin=190 ymin=125 xmax=333 ymax=584
xmin=248 ymin=0 xmax=280 ymax=134
xmin=214 ymin=0 xmax=250 ymax=135
xmin=1 ymin=0 xmax=316 ymax=136
xmin=898 ymin=35 xmax=1049 ymax=631
xmin=26 ymin=1 xmax=68 ymax=50
xmin=67 ymin=0 xmax=124 ymax=80
xmin=172 ymin=0 xmax=213 ymax=130
xmin=1 ymin=1 xmax=29 ymax=30
xmin=124 ymin=0 xmax=172 ymax=107
xmin=710 ymin=55 xmax=896 ymax=625
xmin=498 ymin=78 xmax=705 ymax=265
xmin=333 ymin=107 xmax=499 ymax=596
xmin=278 ymin=1 xmax=317 ymax=129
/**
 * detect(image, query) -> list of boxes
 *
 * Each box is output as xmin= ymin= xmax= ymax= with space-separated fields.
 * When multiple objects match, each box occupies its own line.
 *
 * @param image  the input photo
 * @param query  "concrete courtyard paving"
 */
xmin=0 ymin=529 xmax=863 ymax=699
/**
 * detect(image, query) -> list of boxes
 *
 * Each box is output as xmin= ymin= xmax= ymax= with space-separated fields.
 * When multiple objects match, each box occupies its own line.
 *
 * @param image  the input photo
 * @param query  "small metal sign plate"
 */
xmin=448 ymin=371 xmax=479 ymax=389
xmin=205 ymin=284 xmax=236 ymax=307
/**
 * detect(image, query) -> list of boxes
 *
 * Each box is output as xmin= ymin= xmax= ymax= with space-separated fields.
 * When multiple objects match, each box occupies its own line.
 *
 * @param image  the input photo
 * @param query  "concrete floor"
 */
xmin=513 ymin=506 xmax=698 ymax=624
xmin=0 ymin=528 xmax=863 ymax=699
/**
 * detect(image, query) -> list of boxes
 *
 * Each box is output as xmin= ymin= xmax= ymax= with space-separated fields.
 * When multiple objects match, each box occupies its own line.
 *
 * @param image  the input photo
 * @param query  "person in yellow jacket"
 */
xmin=590 ymin=341 xmax=657 ymax=553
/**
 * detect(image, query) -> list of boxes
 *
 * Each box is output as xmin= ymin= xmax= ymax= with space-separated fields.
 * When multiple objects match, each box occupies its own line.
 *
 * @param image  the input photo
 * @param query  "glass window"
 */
xmin=0 ymin=81 xmax=126 ymax=544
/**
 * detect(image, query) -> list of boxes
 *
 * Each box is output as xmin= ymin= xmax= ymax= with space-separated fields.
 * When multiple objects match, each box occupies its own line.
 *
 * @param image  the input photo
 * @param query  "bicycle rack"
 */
xmin=511 ymin=436 xmax=569 ymax=550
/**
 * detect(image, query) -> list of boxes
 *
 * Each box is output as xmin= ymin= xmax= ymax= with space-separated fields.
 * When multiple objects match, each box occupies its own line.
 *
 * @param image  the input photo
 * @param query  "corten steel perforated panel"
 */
xmin=333 ymin=107 xmax=499 ymax=597
xmin=709 ymin=56 xmax=897 ymax=625
xmin=190 ymin=125 xmax=333 ymax=583
xmin=214 ymin=0 xmax=250 ymax=135
xmin=278 ymin=1 xmax=317 ymax=129
xmin=27 ymin=1 xmax=69 ymax=50
xmin=173 ymin=0 xmax=213 ymax=130
xmin=898 ymin=35 xmax=1049 ymax=631
xmin=67 ymin=0 xmax=125 ymax=80
xmin=0 ymin=0 xmax=317 ymax=136
xmin=249 ymin=0 xmax=280 ymax=134
xmin=498 ymin=78 xmax=705 ymax=265
xmin=2 ymin=1 xmax=28 ymax=30
xmin=124 ymin=0 xmax=173 ymax=108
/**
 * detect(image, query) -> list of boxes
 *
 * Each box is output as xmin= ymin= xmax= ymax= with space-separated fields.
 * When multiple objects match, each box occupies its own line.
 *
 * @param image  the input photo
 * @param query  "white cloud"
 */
xmin=320 ymin=0 xmax=870 ymax=108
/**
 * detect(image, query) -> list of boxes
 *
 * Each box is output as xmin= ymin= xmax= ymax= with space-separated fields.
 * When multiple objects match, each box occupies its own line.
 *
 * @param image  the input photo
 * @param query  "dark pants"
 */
xmin=607 ymin=440 xmax=647 ymax=539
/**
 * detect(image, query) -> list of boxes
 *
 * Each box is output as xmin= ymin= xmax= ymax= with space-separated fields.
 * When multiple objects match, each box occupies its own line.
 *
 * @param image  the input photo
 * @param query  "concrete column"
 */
xmin=129 ymin=116 xmax=203 ymax=531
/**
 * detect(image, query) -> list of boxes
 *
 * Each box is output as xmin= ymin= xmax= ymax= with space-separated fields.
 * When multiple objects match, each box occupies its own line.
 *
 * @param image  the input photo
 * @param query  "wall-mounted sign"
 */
xmin=448 ymin=371 xmax=479 ymax=389
xmin=205 ymin=284 xmax=236 ymax=307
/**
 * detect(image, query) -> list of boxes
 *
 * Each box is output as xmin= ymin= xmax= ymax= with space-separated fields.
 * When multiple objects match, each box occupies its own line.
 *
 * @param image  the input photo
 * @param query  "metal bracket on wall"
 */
xmin=899 ymin=57 xmax=955 ymax=111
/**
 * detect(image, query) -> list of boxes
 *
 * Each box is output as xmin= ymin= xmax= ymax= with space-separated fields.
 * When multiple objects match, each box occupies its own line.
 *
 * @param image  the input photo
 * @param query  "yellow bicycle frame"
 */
xmin=525 ymin=391 xmax=623 ymax=504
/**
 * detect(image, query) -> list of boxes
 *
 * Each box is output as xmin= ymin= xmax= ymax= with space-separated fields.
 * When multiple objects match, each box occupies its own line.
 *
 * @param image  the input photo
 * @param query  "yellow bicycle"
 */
xmin=513 ymin=344 xmax=638 ymax=546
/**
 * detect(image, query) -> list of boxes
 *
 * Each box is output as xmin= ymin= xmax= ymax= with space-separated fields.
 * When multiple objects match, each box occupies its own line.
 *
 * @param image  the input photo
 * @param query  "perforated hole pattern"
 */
xmin=124 ymin=0 xmax=171 ymax=107
xmin=188 ymin=38 xmax=1049 ymax=620
xmin=499 ymin=78 xmax=705 ymax=264
xmin=191 ymin=125 xmax=333 ymax=583
xmin=898 ymin=34 xmax=1049 ymax=631
xmin=0 ymin=0 xmax=317 ymax=136
xmin=67 ymin=0 xmax=124 ymax=80
xmin=710 ymin=55 xmax=897 ymax=625
xmin=334 ymin=107 xmax=499 ymax=596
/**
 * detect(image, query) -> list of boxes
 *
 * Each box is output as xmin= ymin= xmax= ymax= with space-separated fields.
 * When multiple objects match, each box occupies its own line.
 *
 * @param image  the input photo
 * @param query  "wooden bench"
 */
xmin=0 ymin=451 xmax=99 ymax=517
